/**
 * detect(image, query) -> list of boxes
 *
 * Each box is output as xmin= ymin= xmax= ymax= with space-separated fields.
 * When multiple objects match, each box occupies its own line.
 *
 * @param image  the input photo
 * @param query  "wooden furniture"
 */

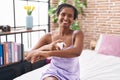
xmin=0 ymin=60 xmax=46 ymax=80
xmin=90 ymin=40 xmax=97 ymax=50
xmin=0 ymin=27 xmax=47 ymax=80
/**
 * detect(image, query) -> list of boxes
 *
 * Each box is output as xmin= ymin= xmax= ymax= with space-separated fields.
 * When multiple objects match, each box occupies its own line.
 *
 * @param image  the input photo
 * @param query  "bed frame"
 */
xmin=0 ymin=60 xmax=46 ymax=80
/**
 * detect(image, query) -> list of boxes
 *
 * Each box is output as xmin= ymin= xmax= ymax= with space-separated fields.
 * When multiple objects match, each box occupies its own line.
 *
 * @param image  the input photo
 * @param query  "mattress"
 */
xmin=14 ymin=49 xmax=120 ymax=80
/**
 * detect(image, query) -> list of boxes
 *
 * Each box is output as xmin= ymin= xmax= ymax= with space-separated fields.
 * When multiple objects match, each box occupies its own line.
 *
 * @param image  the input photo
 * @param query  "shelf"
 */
xmin=0 ymin=27 xmax=46 ymax=36
xmin=0 ymin=27 xmax=47 ymax=80
xmin=0 ymin=60 xmax=22 ymax=68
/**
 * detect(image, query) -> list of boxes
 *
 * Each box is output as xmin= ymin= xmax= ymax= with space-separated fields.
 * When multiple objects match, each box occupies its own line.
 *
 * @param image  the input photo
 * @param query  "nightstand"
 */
xmin=90 ymin=40 xmax=97 ymax=50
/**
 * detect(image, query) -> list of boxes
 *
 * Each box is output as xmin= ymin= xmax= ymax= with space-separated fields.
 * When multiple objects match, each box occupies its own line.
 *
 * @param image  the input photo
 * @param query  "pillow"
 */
xmin=95 ymin=34 xmax=103 ymax=51
xmin=97 ymin=34 xmax=120 ymax=57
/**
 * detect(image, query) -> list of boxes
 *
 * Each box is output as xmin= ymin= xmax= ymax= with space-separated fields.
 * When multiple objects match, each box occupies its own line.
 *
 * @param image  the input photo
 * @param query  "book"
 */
xmin=17 ymin=43 xmax=24 ymax=61
xmin=0 ymin=44 xmax=4 ymax=66
xmin=7 ymin=42 xmax=13 ymax=63
xmin=2 ymin=42 xmax=9 ymax=65
xmin=14 ymin=42 xmax=18 ymax=62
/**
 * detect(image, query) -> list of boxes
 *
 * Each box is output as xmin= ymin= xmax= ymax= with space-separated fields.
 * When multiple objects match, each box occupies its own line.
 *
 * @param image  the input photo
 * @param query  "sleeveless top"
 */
xmin=41 ymin=46 xmax=80 ymax=80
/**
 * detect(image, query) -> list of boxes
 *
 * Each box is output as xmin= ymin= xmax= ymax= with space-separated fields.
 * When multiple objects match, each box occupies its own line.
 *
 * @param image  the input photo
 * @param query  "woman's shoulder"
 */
xmin=73 ymin=30 xmax=84 ymax=39
xmin=50 ymin=30 xmax=59 ymax=35
xmin=73 ymin=30 xmax=83 ymax=35
xmin=44 ymin=32 xmax=51 ymax=37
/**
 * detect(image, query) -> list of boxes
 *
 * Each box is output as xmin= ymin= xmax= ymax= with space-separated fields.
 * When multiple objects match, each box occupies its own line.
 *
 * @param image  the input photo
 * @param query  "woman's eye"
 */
xmin=68 ymin=14 xmax=73 ymax=18
xmin=61 ymin=13 xmax=65 ymax=16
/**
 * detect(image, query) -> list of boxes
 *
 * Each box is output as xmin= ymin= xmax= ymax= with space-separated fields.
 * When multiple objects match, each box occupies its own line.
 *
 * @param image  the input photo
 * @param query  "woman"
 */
xmin=25 ymin=3 xmax=84 ymax=80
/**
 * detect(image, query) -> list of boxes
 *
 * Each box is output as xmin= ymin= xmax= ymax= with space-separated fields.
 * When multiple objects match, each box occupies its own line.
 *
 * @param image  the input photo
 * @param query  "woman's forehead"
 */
xmin=60 ymin=7 xmax=74 ymax=13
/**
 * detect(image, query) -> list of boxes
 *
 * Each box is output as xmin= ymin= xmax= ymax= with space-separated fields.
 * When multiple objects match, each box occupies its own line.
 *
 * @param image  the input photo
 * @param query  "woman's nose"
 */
xmin=64 ymin=15 xmax=69 ymax=20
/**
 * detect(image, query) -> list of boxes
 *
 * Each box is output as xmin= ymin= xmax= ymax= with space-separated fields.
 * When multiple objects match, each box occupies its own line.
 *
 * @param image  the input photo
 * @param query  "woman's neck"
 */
xmin=59 ymin=27 xmax=73 ymax=36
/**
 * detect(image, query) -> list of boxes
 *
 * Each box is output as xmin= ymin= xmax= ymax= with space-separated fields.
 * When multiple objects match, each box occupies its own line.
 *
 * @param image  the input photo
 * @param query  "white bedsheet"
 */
xmin=14 ymin=49 xmax=120 ymax=80
xmin=80 ymin=49 xmax=120 ymax=80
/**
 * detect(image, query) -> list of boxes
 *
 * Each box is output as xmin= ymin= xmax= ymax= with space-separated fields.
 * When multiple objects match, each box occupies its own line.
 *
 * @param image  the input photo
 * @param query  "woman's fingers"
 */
xmin=25 ymin=51 xmax=46 ymax=63
xmin=24 ymin=53 xmax=32 ymax=62
xmin=31 ymin=55 xmax=46 ymax=63
xmin=31 ymin=56 xmax=37 ymax=63
xmin=56 ymin=39 xmax=63 ymax=43
xmin=24 ymin=51 xmax=30 ymax=58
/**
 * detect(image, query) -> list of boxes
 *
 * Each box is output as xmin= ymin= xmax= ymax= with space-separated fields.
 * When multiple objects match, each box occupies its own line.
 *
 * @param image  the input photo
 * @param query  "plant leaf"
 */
xmin=70 ymin=21 xmax=80 ymax=30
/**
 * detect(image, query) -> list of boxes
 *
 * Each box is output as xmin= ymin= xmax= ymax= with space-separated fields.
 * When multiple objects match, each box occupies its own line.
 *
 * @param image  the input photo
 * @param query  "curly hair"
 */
xmin=56 ymin=3 xmax=78 ymax=20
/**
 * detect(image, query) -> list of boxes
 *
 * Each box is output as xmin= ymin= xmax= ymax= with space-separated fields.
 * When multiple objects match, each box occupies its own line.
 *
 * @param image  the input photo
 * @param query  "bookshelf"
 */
xmin=0 ymin=27 xmax=47 ymax=80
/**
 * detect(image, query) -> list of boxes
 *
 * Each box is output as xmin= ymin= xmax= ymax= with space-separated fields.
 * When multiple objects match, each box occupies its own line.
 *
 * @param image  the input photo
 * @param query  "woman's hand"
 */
xmin=49 ymin=39 xmax=65 ymax=50
xmin=24 ymin=50 xmax=49 ymax=63
xmin=24 ymin=50 xmax=42 ymax=63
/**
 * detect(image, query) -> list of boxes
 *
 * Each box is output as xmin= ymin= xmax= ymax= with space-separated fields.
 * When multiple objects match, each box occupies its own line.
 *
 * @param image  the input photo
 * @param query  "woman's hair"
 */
xmin=56 ymin=3 xmax=78 ymax=20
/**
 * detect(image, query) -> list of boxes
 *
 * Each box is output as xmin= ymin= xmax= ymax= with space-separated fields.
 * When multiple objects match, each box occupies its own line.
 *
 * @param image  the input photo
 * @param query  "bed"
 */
xmin=14 ymin=34 xmax=120 ymax=80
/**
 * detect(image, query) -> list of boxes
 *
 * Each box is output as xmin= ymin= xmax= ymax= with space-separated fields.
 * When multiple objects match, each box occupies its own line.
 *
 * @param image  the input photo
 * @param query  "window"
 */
xmin=0 ymin=0 xmax=14 ymax=26
xmin=0 ymin=0 xmax=49 ymax=51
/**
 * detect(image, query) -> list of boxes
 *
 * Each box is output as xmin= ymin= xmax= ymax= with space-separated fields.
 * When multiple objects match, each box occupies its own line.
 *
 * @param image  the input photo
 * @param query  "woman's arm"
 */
xmin=31 ymin=32 xmax=62 ymax=51
xmin=24 ymin=32 xmax=63 ymax=61
xmin=25 ymin=31 xmax=84 ymax=63
xmin=31 ymin=33 xmax=52 ymax=50
xmin=24 ymin=33 xmax=52 ymax=57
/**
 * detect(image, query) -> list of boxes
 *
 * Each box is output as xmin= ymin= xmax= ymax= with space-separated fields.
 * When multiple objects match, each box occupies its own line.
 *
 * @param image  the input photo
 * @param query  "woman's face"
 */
xmin=58 ymin=7 xmax=74 ymax=28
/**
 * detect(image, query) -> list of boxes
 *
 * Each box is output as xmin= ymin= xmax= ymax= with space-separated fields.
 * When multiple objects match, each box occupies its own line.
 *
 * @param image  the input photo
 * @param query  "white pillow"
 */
xmin=95 ymin=34 xmax=103 ymax=51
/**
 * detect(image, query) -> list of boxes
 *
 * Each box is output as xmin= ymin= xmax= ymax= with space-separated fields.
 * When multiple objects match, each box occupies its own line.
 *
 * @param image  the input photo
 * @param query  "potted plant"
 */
xmin=48 ymin=0 xmax=87 ymax=30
